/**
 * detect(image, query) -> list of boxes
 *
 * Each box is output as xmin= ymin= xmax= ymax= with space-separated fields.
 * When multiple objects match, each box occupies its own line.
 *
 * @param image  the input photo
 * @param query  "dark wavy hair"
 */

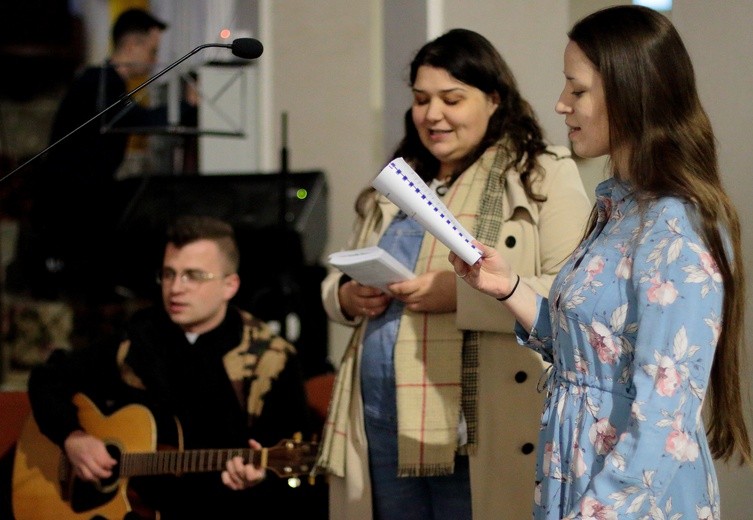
xmin=571 ymin=5 xmax=750 ymax=465
xmin=357 ymin=28 xmax=548 ymax=216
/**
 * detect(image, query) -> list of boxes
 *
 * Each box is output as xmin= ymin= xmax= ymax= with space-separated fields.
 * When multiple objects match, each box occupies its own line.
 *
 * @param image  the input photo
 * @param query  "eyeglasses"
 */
xmin=156 ymin=268 xmax=224 ymax=288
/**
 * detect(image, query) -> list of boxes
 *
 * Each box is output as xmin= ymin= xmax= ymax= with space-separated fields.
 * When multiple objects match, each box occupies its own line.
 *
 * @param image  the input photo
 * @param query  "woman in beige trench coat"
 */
xmin=318 ymin=29 xmax=591 ymax=520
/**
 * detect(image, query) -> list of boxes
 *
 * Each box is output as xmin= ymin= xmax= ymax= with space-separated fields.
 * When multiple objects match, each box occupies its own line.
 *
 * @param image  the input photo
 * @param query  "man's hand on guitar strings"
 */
xmin=64 ymin=430 xmax=117 ymax=482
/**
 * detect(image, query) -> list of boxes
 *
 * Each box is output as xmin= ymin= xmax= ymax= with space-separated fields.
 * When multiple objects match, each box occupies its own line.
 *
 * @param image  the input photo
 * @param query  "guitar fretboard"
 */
xmin=120 ymin=448 xmax=259 ymax=477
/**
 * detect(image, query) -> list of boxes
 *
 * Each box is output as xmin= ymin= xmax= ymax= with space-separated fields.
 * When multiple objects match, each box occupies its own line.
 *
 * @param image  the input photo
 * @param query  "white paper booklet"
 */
xmin=328 ymin=246 xmax=415 ymax=291
xmin=371 ymin=157 xmax=482 ymax=265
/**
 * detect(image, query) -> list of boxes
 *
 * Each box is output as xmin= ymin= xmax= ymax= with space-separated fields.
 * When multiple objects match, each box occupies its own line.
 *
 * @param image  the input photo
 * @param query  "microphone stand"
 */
xmin=0 ymin=43 xmax=231 ymax=184
xmin=279 ymin=112 xmax=289 ymax=230
xmin=277 ymin=112 xmax=292 ymax=340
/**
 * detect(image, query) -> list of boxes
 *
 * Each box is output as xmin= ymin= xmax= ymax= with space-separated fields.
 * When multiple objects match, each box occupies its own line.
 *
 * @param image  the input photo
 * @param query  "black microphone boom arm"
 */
xmin=0 ymin=40 xmax=260 ymax=183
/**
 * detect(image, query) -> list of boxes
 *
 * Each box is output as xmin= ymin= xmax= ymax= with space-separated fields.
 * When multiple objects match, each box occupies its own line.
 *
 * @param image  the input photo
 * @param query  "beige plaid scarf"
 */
xmin=318 ymin=143 xmax=509 ymax=477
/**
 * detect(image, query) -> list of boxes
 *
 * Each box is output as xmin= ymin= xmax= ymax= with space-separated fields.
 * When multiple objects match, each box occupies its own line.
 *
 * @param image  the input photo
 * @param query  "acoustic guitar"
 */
xmin=12 ymin=393 xmax=318 ymax=520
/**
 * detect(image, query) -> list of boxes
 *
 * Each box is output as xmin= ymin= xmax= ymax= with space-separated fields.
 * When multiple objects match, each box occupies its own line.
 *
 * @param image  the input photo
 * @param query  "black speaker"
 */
xmin=114 ymin=171 xmax=328 ymax=263
xmin=111 ymin=171 xmax=332 ymax=377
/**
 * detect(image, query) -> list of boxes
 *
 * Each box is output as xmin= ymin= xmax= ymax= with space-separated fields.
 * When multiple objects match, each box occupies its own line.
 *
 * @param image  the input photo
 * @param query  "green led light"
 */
xmin=296 ymin=189 xmax=308 ymax=200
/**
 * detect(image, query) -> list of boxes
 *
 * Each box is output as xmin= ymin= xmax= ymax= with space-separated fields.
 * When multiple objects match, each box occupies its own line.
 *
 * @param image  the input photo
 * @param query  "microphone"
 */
xmin=212 ymin=38 xmax=264 ymax=60
xmin=230 ymin=38 xmax=264 ymax=60
xmin=0 ymin=38 xmax=263 ymax=183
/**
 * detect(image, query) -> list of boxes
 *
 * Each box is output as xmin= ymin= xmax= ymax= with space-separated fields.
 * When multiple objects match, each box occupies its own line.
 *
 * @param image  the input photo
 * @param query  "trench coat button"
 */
xmin=505 ymin=236 xmax=516 ymax=248
xmin=514 ymin=371 xmax=528 ymax=383
xmin=521 ymin=442 xmax=535 ymax=455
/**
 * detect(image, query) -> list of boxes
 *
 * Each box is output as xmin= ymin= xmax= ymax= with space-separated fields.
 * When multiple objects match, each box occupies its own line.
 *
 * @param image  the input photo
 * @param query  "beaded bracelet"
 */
xmin=497 ymin=274 xmax=520 ymax=301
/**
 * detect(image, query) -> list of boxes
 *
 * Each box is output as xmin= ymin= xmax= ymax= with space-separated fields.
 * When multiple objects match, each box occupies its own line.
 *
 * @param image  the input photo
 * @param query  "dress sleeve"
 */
xmin=568 ymin=212 xmax=721 ymax=517
xmin=515 ymin=294 xmax=555 ymax=364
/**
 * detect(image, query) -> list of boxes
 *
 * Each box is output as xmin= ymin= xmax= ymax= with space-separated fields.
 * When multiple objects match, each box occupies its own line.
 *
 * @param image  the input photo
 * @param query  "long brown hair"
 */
xmin=356 ymin=28 xmax=548 ymax=217
xmin=570 ymin=5 xmax=750 ymax=464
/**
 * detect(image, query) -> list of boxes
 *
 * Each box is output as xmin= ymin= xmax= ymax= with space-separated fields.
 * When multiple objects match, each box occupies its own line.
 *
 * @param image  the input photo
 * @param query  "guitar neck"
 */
xmin=120 ymin=448 xmax=260 ymax=477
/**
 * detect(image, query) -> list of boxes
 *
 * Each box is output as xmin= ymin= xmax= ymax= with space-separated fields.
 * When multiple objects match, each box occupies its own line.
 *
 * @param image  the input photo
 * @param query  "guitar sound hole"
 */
xmin=69 ymin=444 xmax=122 ymax=513
xmin=100 ymin=444 xmax=123 ymax=489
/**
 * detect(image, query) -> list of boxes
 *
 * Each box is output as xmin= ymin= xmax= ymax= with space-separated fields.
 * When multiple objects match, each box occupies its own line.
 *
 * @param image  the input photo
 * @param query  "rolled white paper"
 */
xmin=371 ymin=157 xmax=482 ymax=265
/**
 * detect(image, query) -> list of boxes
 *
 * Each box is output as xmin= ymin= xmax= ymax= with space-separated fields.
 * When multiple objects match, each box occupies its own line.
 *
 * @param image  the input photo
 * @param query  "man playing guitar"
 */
xmin=24 ymin=215 xmax=317 ymax=519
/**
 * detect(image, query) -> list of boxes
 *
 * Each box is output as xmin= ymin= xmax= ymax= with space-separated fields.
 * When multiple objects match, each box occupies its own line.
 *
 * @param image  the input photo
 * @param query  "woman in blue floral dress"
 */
xmin=450 ymin=5 xmax=751 ymax=519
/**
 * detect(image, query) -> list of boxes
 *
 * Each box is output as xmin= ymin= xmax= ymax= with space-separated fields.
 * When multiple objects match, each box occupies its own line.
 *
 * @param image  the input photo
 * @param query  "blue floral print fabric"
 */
xmin=518 ymin=178 xmax=722 ymax=519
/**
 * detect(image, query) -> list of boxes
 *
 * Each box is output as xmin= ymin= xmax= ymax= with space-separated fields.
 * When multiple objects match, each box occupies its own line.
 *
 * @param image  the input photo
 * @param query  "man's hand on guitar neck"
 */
xmin=64 ymin=430 xmax=118 ymax=482
xmin=221 ymin=439 xmax=267 ymax=491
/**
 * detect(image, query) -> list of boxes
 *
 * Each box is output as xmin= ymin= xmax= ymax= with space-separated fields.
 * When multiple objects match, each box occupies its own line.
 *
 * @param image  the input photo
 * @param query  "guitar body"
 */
xmin=12 ymin=393 xmax=157 ymax=520
xmin=13 ymin=392 xmax=318 ymax=519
